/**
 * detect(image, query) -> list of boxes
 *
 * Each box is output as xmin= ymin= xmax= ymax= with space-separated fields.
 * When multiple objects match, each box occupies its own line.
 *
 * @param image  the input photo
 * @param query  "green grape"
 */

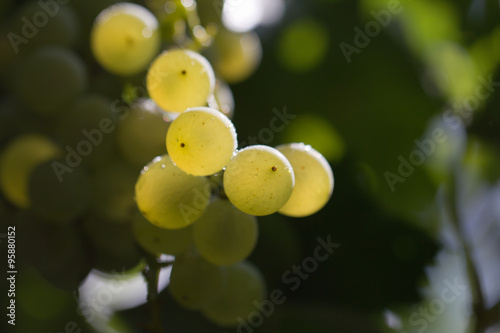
xmin=132 ymin=211 xmax=193 ymax=255
xmin=210 ymin=29 xmax=262 ymax=84
xmin=214 ymin=79 xmax=235 ymax=119
xmin=135 ymin=154 xmax=211 ymax=229
xmin=116 ymin=99 xmax=171 ymax=169
xmin=166 ymin=107 xmax=237 ymax=176
xmin=223 ymin=145 xmax=294 ymax=216
xmin=201 ymin=261 xmax=265 ymax=327
xmin=56 ymin=94 xmax=118 ymax=168
xmin=7 ymin=1 xmax=79 ymax=54
xmin=10 ymin=46 xmax=87 ymax=117
xmin=146 ymin=49 xmax=215 ymax=113
xmin=276 ymin=143 xmax=334 ymax=217
xmin=193 ymin=198 xmax=258 ymax=266
xmin=168 ymin=253 xmax=227 ymax=310
xmin=83 ymin=214 xmax=143 ymax=273
xmin=28 ymin=159 xmax=91 ymax=224
xmin=18 ymin=267 xmax=75 ymax=318
xmin=14 ymin=212 xmax=91 ymax=290
xmin=0 ymin=134 xmax=61 ymax=208
xmin=89 ymin=159 xmax=137 ymax=222
xmin=90 ymin=2 xmax=161 ymax=75
xmin=0 ymin=99 xmax=55 ymax=146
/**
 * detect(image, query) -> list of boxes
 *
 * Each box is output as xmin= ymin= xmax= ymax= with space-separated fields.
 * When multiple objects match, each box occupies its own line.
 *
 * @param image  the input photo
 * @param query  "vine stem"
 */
xmin=446 ymin=167 xmax=487 ymax=333
xmin=142 ymin=254 xmax=164 ymax=333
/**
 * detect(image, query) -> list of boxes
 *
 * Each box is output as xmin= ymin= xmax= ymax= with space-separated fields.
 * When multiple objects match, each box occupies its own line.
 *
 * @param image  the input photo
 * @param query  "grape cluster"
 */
xmin=0 ymin=0 xmax=334 ymax=329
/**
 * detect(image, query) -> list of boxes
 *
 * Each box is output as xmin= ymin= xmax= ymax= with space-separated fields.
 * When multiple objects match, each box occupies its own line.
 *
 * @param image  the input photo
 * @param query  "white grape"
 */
xmin=166 ymin=107 xmax=237 ymax=176
xmin=223 ymin=145 xmax=294 ymax=216
xmin=276 ymin=143 xmax=334 ymax=217
xmin=91 ymin=2 xmax=161 ymax=75
xmin=147 ymin=49 xmax=215 ymax=113
xmin=134 ymin=154 xmax=211 ymax=229
xmin=193 ymin=198 xmax=258 ymax=266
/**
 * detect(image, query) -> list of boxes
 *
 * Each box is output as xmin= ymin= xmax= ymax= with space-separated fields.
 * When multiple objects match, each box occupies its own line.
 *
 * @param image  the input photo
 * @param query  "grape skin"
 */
xmin=91 ymin=2 xmax=161 ymax=75
xmin=166 ymin=107 xmax=237 ymax=176
xmin=11 ymin=46 xmax=87 ymax=117
xmin=29 ymin=159 xmax=90 ymax=224
xmin=169 ymin=253 xmax=227 ymax=310
xmin=193 ymin=198 xmax=258 ymax=266
xmin=132 ymin=211 xmax=193 ymax=256
xmin=276 ymin=143 xmax=334 ymax=217
xmin=211 ymin=29 xmax=262 ymax=84
xmin=134 ymin=154 xmax=210 ymax=229
xmin=146 ymin=49 xmax=216 ymax=113
xmin=201 ymin=261 xmax=265 ymax=327
xmin=223 ymin=145 xmax=295 ymax=216
xmin=116 ymin=100 xmax=171 ymax=169
xmin=0 ymin=134 xmax=61 ymax=209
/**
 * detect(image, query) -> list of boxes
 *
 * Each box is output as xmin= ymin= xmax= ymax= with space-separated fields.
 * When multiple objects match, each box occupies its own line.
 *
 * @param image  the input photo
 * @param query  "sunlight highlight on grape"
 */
xmin=223 ymin=145 xmax=294 ymax=216
xmin=147 ymin=49 xmax=215 ymax=112
xmin=166 ymin=107 xmax=237 ymax=176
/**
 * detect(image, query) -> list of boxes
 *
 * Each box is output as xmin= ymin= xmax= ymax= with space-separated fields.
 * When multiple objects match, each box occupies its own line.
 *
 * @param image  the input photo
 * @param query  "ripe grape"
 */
xmin=193 ymin=198 xmax=258 ymax=266
xmin=10 ymin=46 xmax=87 ymax=117
xmin=0 ymin=134 xmax=61 ymax=208
xmin=223 ymin=145 xmax=294 ymax=216
xmin=146 ymin=49 xmax=215 ymax=113
xmin=211 ymin=29 xmax=262 ymax=84
xmin=169 ymin=253 xmax=227 ymax=310
xmin=135 ymin=154 xmax=210 ymax=229
xmin=276 ymin=143 xmax=334 ymax=217
xmin=29 ymin=159 xmax=91 ymax=224
xmin=7 ymin=1 xmax=79 ymax=53
xmin=201 ymin=261 xmax=265 ymax=327
xmin=166 ymin=107 xmax=237 ymax=176
xmin=90 ymin=2 xmax=161 ymax=75
xmin=132 ymin=211 xmax=193 ymax=256
xmin=214 ymin=79 xmax=235 ymax=119
xmin=56 ymin=94 xmax=118 ymax=168
xmin=116 ymin=99 xmax=171 ymax=169
xmin=89 ymin=159 xmax=137 ymax=222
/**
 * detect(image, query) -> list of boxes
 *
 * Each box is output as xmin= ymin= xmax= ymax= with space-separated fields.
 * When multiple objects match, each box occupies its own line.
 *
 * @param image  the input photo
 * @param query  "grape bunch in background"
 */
xmin=0 ymin=0 xmax=334 ymax=330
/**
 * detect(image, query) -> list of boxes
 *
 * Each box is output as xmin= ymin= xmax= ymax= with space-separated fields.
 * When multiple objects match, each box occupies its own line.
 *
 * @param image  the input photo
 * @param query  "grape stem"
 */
xmin=174 ymin=0 xmax=216 ymax=51
xmin=142 ymin=254 xmax=166 ymax=333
